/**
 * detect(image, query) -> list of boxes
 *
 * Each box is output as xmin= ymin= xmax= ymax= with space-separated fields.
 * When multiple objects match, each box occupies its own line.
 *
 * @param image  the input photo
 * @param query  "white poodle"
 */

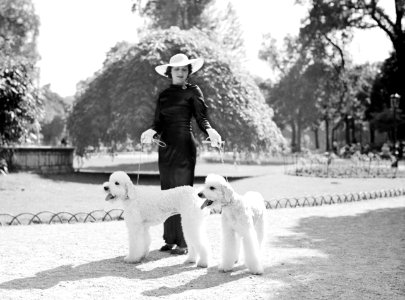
xmin=103 ymin=171 xmax=210 ymax=267
xmin=198 ymin=174 xmax=266 ymax=275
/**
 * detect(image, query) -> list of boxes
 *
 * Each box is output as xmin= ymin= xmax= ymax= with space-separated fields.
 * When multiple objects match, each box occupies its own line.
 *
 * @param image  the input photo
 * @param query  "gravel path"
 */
xmin=1 ymin=197 xmax=404 ymax=300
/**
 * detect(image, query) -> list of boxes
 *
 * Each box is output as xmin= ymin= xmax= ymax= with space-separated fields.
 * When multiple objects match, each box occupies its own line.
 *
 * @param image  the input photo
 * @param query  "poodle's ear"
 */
xmin=220 ymin=181 xmax=234 ymax=204
xmin=124 ymin=180 xmax=135 ymax=200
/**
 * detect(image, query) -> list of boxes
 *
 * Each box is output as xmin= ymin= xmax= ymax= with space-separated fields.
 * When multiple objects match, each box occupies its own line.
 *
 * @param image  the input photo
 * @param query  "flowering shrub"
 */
xmin=287 ymin=151 xmax=403 ymax=178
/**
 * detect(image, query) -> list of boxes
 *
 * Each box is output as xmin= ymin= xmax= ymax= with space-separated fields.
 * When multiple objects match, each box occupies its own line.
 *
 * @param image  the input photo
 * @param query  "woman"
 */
xmin=140 ymin=53 xmax=221 ymax=255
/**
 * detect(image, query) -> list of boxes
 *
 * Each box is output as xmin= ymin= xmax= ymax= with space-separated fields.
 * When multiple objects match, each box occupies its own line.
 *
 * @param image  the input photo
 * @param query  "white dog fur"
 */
xmin=199 ymin=174 xmax=266 ymax=275
xmin=103 ymin=171 xmax=210 ymax=267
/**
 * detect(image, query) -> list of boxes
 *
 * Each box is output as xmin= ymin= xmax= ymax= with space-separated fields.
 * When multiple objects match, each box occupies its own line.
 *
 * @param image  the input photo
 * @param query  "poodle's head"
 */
xmin=198 ymin=173 xmax=234 ymax=209
xmin=103 ymin=171 xmax=134 ymax=201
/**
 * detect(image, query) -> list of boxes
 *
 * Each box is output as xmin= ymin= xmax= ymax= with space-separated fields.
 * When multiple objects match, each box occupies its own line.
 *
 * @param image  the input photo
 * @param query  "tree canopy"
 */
xmin=131 ymin=0 xmax=213 ymax=30
xmin=297 ymin=0 xmax=404 ymax=101
xmin=67 ymin=27 xmax=286 ymax=155
xmin=0 ymin=66 xmax=42 ymax=145
xmin=0 ymin=0 xmax=42 ymax=146
xmin=0 ymin=0 xmax=40 ymax=66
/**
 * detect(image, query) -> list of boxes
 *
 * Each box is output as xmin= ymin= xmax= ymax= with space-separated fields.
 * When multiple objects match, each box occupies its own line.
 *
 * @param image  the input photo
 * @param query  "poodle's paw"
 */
xmin=197 ymin=259 xmax=208 ymax=268
xmin=218 ymin=264 xmax=233 ymax=273
xmin=248 ymin=265 xmax=264 ymax=275
xmin=124 ymin=255 xmax=142 ymax=264
xmin=184 ymin=257 xmax=196 ymax=264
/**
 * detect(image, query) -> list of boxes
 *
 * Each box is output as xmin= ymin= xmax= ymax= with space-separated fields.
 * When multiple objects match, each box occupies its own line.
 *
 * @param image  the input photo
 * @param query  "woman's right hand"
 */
xmin=140 ymin=129 xmax=157 ymax=144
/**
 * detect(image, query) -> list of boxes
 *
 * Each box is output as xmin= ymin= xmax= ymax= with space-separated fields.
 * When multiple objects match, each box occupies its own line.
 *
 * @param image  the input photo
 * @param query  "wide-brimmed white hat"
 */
xmin=155 ymin=53 xmax=204 ymax=77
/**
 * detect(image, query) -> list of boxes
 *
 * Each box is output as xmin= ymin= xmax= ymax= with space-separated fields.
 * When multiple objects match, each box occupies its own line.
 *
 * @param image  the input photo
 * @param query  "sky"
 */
xmin=32 ymin=0 xmax=394 ymax=97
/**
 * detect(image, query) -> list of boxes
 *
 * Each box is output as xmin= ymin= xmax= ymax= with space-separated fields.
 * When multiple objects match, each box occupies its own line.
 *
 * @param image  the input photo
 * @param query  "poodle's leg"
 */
xmin=181 ymin=217 xmax=198 ymax=264
xmin=124 ymin=222 xmax=145 ymax=263
xmin=182 ymin=216 xmax=209 ymax=268
xmin=219 ymin=218 xmax=238 ymax=272
xmin=184 ymin=245 xmax=197 ymax=264
xmin=234 ymin=234 xmax=241 ymax=264
xmin=241 ymin=227 xmax=263 ymax=275
xmin=194 ymin=233 xmax=209 ymax=268
xmin=255 ymin=215 xmax=265 ymax=250
xmin=143 ymin=225 xmax=151 ymax=259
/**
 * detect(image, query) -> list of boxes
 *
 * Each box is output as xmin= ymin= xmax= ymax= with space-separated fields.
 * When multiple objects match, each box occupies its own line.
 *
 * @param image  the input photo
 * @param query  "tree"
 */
xmin=41 ymin=115 xmax=65 ymax=145
xmin=200 ymin=1 xmax=246 ymax=59
xmin=67 ymin=27 xmax=286 ymax=155
xmin=38 ymin=84 xmax=70 ymax=145
xmin=0 ymin=0 xmax=42 ymax=146
xmin=131 ymin=0 xmax=213 ymax=30
xmin=0 ymin=65 xmax=42 ymax=145
xmin=133 ymin=0 xmax=246 ymax=60
xmin=0 ymin=0 xmax=40 ymax=66
xmin=259 ymin=35 xmax=326 ymax=152
xmin=297 ymin=0 xmax=405 ymax=108
xmin=368 ymin=53 xmax=405 ymax=142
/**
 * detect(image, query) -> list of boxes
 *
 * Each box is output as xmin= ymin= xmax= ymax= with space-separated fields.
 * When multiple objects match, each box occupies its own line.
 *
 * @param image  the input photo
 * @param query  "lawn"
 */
xmin=1 ymin=153 xmax=404 ymax=216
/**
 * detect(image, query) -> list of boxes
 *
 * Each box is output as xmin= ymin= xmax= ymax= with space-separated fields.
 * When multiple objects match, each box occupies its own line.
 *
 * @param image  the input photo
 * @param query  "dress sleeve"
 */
xmin=151 ymin=96 xmax=162 ymax=134
xmin=191 ymin=85 xmax=212 ymax=134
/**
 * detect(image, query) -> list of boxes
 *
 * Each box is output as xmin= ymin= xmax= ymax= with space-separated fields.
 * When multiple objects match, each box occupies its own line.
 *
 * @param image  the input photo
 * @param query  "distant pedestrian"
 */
xmin=381 ymin=143 xmax=391 ymax=159
xmin=332 ymin=141 xmax=338 ymax=155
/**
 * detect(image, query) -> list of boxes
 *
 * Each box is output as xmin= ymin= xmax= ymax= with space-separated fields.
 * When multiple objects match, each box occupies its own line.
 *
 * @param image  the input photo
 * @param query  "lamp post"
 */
xmin=390 ymin=93 xmax=401 ymax=145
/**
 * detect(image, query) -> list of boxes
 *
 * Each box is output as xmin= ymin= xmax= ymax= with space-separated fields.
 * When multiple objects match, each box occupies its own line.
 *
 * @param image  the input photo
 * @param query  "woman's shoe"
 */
xmin=160 ymin=244 xmax=175 ymax=251
xmin=170 ymin=247 xmax=188 ymax=255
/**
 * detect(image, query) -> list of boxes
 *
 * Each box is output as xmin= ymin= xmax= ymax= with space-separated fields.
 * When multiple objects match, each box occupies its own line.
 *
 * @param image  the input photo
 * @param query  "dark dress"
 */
xmin=151 ymin=83 xmax=212 ymax=247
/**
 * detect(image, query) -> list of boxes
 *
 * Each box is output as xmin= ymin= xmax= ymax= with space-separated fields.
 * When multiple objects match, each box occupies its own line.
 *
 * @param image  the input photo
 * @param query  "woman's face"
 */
xmin=171 ymin=66 xmax=189 ymax=85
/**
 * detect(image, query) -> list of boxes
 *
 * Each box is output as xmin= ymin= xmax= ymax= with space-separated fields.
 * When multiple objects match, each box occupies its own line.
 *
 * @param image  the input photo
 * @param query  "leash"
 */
xmin=137 ymin=138 xmax=166 ymax=185
xmin=202 ymin=138 xmax=228 ymax=182
xmin=138 ymin=137 xmax=227 ymax=185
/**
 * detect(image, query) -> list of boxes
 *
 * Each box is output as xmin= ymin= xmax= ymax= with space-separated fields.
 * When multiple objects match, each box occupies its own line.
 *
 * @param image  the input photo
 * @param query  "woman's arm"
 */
xmin=191 ymin=85 xmax=212 ymax=133
xmin=141 ymin=96 xmax=161 ymax=144
xmin=151 ymin=96 xmax=162 ymax=134
xmin=191 ymin=85 xmax=222 ymax=147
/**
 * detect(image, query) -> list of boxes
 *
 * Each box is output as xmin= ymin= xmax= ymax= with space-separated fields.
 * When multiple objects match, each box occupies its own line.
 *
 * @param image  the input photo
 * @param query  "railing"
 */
xmin=1 ymin=188 xmax=404 ymax=226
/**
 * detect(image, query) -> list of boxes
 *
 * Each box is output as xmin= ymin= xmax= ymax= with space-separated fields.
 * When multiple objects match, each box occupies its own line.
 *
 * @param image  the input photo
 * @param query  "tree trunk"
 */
xmin=313 ymin=127 xmax=319 ymax=149
xmin=290 ymin=120 xmax=297 ymax=152
xmin=369 ymin=122 xmax=375 ymax=146
xmin=345 ymin=115 xmax=350 ymax=145
xmin=296 ymin=119 xmax=302 ymax=152
xmin=325 ymin=118 xmax=330 ymax=151
xmin=351 ymin=118 xmax=357 ymax=144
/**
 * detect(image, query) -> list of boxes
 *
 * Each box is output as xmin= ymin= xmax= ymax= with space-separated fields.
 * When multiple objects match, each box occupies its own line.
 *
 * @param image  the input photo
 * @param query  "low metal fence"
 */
xmin=1 ymin=188 xmax=404 ymax=226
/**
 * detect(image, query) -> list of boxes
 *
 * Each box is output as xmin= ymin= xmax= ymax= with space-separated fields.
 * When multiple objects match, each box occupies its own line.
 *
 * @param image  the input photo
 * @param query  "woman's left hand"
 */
xmin=207 ymin=128 xmax=222 ymax=148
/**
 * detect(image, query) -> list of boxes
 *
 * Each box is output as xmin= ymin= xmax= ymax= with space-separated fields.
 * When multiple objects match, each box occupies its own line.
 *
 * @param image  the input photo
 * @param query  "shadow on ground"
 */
xmin=1 ymin=208 xmax=404 ymax=298
xmin=265 ymin=207 xmax=405 ymax=299
xmin=0 ymin=250 xmax=249 ymax=294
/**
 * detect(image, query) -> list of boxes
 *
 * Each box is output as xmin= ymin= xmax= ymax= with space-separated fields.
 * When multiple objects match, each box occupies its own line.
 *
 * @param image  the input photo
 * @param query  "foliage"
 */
xmin=67 ymin=27 xmax=286 ymax=156
xmin=200 ymin=1 xmax=246 ymax=59
xmin=133 ymin=0 xmax=246 ymax=60
xmin=367 ymin=53 xmax=405 ymax=139
xmin=131 ymin=0 xmax=213 ymax=30
xmin=0 ymin=0 xmax=42 ymax=146
xmin=260 ymin=35 xmax=336 ymax=151
xmin=0 ymin=0 xmax=40 ymax=66
xmin=290 ymin=151 xmax=404 ymax=178
xmin=41 ymin=116 xmax=65 ymax=145
xmin=260 ymin=28 xmax=381 ymax=151
xmin=39 ymin=84 xmax=69 ymax=123
xmin=38 ymin=85 xmax=70 ymax=145
xmin=0 ymin=65 xmax=42 ymax=145
xmin=297 ymin=0 xmax=405 ymax=101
